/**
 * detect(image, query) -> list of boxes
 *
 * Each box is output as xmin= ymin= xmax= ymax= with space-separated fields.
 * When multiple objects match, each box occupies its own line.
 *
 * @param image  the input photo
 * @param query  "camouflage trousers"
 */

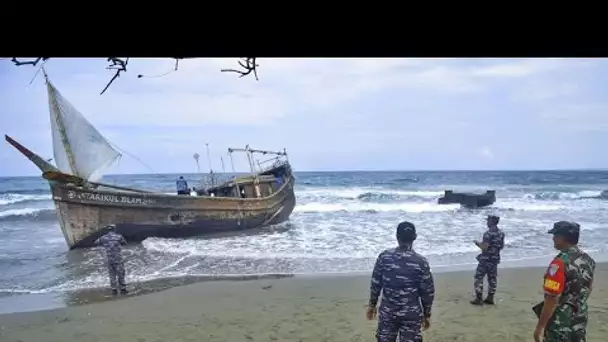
xmin=376 ymin=313 xmax=423 ymax=342
xmin=543 ymin=304 xmax=588 ymax=342
xmin=107 ymin=261 xmax=126 ymax=291
xmin=473 ymin=261 xmax=498 ymax=296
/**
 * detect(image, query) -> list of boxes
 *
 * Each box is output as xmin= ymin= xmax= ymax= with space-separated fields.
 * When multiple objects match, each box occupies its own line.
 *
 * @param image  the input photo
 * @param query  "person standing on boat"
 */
xmin=176 ymin=176 xmax=189 ymax=195
xmin=94 ymin=224 xmax=128 ymax=295
xmin=471 ymin=214 xmax=505 ymax=305
xmin=366 ymin=221 xmax=435 ymax=341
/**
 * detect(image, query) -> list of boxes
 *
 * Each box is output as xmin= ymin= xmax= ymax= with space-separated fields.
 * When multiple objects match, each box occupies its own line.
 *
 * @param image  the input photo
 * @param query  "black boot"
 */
xmin=470 ymin=293 xmax=483 ymax=306
xmin=111 ymin=289 xmax=118 ymax=296
xmin=120 ymin=288 xmax=128 ymax=295
xmin=484 ymin=294 xmax=495 ymax=305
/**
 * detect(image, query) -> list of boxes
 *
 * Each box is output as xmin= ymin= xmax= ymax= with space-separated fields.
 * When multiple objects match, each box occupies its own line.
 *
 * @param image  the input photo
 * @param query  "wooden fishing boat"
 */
xmin=4 ymin=72 xmax=296 ymax=249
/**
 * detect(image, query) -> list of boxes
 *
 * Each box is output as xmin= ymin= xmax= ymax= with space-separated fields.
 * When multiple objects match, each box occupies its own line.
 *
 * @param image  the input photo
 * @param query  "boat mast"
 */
xmin=45 ymin=70 xmax=79 ymax=177
xmin=205 ymin=143 xmax=216 ymax=186
xmin=193 ymin=153 xmax=200 ymax=173
xmin=244 ymin=144 xmax=256 ymax=173
xmin=228 ymin=150 xmax=242 ymax=197
xmin=242 ymin=145 xmax=260 ymax=197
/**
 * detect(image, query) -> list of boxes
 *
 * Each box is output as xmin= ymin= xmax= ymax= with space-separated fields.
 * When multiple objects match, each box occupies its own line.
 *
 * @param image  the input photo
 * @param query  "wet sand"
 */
xmin=1 ymin=264 xmax=607 ymax=342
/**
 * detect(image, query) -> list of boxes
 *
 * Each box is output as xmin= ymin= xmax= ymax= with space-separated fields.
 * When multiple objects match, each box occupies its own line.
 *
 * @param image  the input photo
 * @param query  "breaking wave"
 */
xmin=0 ymin=193 xmax=52 ymax=206
xmin=294 ymin=202 xmax=459 ymax=213
xmin=0 ymin=189 xmax=49 ymax=196
xmin=297 ymin=188 xmax=443 ymax=201
xmin=291 ymin=186 xmax=593 ymax=214
xmin=0 ymin=208 xmax=56 ymax=222
xmin=297 ymin=187 xmax=607 ymax=203
xmin=524 ymin=190 xmax=604 ymax=201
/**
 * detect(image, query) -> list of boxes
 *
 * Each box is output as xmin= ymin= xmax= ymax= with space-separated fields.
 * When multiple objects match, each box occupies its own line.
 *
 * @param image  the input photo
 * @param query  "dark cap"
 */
xmin=487 ymin=215 xmax=500 ymax=224
xmin=548 ymin=221 xmax=580 ymax=236
xmin=397 ymin=221 xmax=417 ymax=241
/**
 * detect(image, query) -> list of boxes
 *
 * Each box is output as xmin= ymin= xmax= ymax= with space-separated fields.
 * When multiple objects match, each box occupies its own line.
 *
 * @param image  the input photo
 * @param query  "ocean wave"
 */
xmin=372 ymin=177 xmax=419 ymax=186
xmin=0 ymin=208 xmax=56 ymax=222
xmin=294 ymin=202 xmax=459 ymax=213
xmin=297 ymin=188 xmax=444 ymax=201
xmin=355 ymin=191 xmax=443 ymax=202
xmin=490 ymin=202 xmax=564 ymax=212
xmin=524 ymin=190 xmax=604 ymax=201
xmin=0 ymin=189 xmax=50 ymax=196
xmin=296 ymin=186 xmax=608 ymax=204
xmin=0 ymin=272 xmax=114 ymax=295
xmin=0 ymin=272 xmax=302 ymax=296
xmin=293 ymin=200 xmax=565 ymax=213
xmin=143 ymin=237 xmax=481 ymax=259
xmin=143 ymin=238 xmax=373 ymax=259
xmin=0 ymin=193 xmax=52 ymax=206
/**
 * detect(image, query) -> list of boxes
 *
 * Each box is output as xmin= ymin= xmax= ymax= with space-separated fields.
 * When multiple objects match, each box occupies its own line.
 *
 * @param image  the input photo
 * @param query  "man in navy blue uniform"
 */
xmin=95 ymin=224 xmax=128 ymax=295
xmin=366 ymin=221 xmax=435 ymax=342
xmin=471 ymin=214 xmax=505 ymax=305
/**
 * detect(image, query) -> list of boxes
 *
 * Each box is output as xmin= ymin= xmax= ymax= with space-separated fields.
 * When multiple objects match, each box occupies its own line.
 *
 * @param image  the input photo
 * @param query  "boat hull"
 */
xmin=50 ymin=174 xmax=296 ymax=249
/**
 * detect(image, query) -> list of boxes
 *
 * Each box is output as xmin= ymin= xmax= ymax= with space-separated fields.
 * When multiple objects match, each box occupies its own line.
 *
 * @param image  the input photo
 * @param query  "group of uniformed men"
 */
xmin=92 ymin=212 xmax=596 ymax=342
xmin=366 ymin=216 xmax=596 ymax=342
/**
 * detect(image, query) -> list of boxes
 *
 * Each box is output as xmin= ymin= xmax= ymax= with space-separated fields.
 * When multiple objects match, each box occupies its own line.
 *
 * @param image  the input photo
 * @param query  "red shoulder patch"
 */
xmin=544 ymin=258 xmax=566 ymax=295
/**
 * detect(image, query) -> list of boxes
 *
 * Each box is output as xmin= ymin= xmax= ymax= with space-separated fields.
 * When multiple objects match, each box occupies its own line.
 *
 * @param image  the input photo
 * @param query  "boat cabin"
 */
xmin=200 ymin=162 xmax=290 ymax=199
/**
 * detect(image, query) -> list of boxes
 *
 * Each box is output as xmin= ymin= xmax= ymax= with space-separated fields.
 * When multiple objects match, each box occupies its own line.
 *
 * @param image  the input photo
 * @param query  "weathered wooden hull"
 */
xmin=50 ymin=173 xmax=296 ymax=249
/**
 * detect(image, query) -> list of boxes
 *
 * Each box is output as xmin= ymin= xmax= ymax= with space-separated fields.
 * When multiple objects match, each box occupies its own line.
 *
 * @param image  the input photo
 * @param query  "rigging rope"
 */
xmin=28 ymin=60 xmax=48 ymax=85
xmin=109 ymin=142 xmax=156 ymax=174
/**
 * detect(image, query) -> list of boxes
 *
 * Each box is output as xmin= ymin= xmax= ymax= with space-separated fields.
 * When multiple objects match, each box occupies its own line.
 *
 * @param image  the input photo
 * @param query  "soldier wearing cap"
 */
xmin=533 ymin=221 xmax=596 ymax=342
xmin=366 ymin=221 xmax=435 ymax=342
xmin=471 ymin=214 xmax=505 ymax=305
xmin=94 ymin=224 xmax=128 ymax=295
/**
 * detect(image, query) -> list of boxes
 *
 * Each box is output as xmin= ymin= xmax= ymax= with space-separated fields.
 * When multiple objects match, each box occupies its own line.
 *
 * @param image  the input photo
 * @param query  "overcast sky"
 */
xmin=1 ymin=58 xmax=607 ymax=177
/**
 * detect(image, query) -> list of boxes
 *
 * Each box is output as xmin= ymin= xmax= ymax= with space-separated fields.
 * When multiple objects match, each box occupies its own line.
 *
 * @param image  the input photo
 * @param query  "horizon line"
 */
xmin=3 ymin=168 xmax=608 ymax=179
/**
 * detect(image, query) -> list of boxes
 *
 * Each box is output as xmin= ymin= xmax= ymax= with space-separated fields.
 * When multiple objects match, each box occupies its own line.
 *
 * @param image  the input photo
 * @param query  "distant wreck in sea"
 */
xmin=4 ymin=70 xmax=296 ymax=250
xmin=437 ymin=190 xmax=496 ymax=209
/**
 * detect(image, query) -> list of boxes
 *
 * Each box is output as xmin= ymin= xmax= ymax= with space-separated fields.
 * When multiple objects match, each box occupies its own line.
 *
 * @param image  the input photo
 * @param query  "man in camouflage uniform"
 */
xmin=366 ymin=221 xmax=435 ymax=342
xmin=533 ymin=221 xmax=596 ymax=342
xmin=471 ymin=214 xmax=505 ymax=305
xmin=94 ymin=224 xmax=128 ymax=295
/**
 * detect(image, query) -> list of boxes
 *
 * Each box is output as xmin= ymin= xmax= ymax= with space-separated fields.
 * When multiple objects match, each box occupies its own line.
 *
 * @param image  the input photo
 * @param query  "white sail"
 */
xmin=46 ymin=78 xmax=122 ymax=183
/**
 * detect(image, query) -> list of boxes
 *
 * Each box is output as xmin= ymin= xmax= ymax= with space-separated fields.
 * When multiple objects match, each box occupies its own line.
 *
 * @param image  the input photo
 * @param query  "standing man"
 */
xmin=176 ymin=176 xmax=189 ymax=195
xmin=533 ymin=221 xmax=596 ymax=342
xmin=471 ymin=214 xmax=505 ymax=305
xmin=366 ymin=221 xmax=435 ymax=342
xmin=94 ymin=224 xmax=128 ymax=295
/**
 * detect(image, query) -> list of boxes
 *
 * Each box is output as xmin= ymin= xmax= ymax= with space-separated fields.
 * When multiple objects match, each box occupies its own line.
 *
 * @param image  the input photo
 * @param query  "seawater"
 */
xmin=1 ymin=170 xmax=608 ymax=303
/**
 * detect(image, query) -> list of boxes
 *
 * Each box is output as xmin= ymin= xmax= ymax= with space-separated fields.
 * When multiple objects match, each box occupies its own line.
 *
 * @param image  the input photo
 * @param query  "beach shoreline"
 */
xmin=1 ymin=262 xmax=607 ymax=342
xmin=4 ymin=170 xmax=608 ymax=331
xmin=3 ymin=251 xmax=608 ymax=316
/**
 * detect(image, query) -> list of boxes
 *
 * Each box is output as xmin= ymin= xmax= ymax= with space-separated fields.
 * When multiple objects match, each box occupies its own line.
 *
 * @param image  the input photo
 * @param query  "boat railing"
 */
xmin=258 ymin=159 xmax=289 ymax=174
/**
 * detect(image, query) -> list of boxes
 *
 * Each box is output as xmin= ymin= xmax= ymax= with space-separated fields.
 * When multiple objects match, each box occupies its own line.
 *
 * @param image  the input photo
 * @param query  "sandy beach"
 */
xmin=1 ymin=263 xmax=607 ymax=342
